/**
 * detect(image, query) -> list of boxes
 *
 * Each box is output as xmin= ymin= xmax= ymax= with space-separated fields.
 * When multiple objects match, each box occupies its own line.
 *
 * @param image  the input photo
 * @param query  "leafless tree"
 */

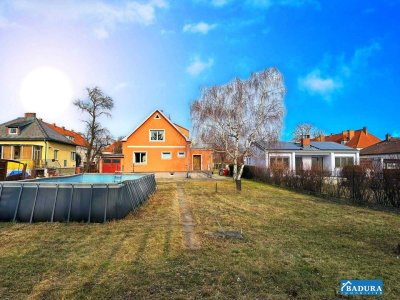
xmin=292 ymin=123 xmax=325 ymax=141
xmin=191 ymin=67 xmax=285 ymax=191
xmin=74 ymin=87 xmax=114 ymax=172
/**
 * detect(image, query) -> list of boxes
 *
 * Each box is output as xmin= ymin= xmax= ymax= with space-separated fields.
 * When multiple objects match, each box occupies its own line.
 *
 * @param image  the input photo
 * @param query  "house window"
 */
xmin=150 ymin=130 xmax=165 ymax=141
xmin=269 ymin=157 xmax=289 ymax=168
xmin=154 ymin=114 xmax=160 ymax=119
xmin=54 ymin=149 xmax=59 ymax=160
xmin=0 ymin=146 xmax=2 ymax=159
xmin=13 ymin=146 xmax=21 ymax=159
xmin=178 ymin=151 xmax=185 ymax=158
xmin=161 ymin=152 xmax=171 ymax=160
xmin=335 ymin=157 xmax=354 ymax=168
xmin=8 ymin=128 xmax=18 ymax=135
xmin=33 ymin=146 xmax=41 ymax=161
xmin=64 ymin=160 xmax=67 ymax=167
xmin=134 ymin=152 xmax=147 ymax=164
xmin=67 ymin=136 xmax=74 ymax=141
xmin=71 ymin=152 xmax=76 ymax=161
xmin=103 ymin=159 xmax=111 ymax=163
xmin=312 ymin=157 xmax=324 ymax=171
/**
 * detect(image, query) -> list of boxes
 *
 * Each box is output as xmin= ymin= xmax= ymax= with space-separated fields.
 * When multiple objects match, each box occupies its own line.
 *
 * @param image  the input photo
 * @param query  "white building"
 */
xmin=249 ymin=136 xmax=359 ymax=175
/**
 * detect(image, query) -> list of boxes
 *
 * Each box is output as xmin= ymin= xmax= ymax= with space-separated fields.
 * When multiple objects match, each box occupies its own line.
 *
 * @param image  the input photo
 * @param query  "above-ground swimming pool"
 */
xmin=0 ymin=173 xmax=156 ymax=223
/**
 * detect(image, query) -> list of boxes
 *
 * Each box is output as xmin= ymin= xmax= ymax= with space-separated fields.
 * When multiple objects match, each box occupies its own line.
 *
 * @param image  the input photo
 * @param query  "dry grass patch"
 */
xmin=0 ymin=179 xmax=399 ymax=299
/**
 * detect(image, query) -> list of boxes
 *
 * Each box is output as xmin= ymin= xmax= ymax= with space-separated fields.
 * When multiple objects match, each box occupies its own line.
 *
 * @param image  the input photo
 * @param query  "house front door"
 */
xmin=193 ymin=155 xmax=201 ymax=171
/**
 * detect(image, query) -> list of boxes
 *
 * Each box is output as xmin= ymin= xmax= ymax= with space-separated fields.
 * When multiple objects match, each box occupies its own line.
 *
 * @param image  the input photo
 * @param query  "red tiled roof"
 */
xmin=314 ymin=128 xmax=381 ymax=149
xmin=44 ymin=122 xmax=89 ymax=147
xmin=103 ymin=141 xmax=122 ymax=153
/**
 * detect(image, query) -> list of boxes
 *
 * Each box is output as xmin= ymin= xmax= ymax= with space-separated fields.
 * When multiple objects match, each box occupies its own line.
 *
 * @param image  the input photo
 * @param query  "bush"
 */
xmin=341 ymin=165 xmax=370 ymax=204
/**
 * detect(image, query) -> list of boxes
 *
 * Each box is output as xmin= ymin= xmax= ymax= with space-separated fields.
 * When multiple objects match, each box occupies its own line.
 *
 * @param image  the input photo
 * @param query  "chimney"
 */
xmin=62 ymin=126 xmax=65 ymax=130
xmin=315 ymin=134 xmax=325 ymax=141
xmin=24 ymin=112 xmax=36 ymax=119
xmin=53 ymin=123 xmax=56 ymax=126
xmin=348 ymin=129 xmax=355 ymax=140
xmin=386 ymin=133 xmax=391 ymax=141
xmin=301 ymin=135 xmax=311 ymax=147
xmin=362 ymin=126 xmax=368 ymax=135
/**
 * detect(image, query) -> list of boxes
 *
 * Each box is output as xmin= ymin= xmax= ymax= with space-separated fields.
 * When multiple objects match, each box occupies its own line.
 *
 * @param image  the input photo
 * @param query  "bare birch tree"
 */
xmin=74 ymin=87 xmax=114 ymax=172
xmin=191 ymin=67 xmax=285 ymax=191
xmin=292 ymin=123 xmax=325 ymax=141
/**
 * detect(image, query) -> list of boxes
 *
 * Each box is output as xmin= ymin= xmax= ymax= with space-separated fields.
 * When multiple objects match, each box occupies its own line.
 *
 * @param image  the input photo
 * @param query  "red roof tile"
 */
xmin=314 ymin=128 xmax=381 ymax=149
xmin=44 ymin=122 xmax=89 ymax=147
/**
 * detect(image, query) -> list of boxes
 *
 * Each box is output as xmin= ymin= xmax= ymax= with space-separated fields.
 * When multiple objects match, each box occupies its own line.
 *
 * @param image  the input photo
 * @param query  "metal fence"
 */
xmin=0 ymin=174 xmax=156 ymax=223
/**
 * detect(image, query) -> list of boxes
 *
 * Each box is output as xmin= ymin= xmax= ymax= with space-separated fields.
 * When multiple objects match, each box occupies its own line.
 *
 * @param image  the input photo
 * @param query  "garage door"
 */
xmin=102 ymin=159 xmax=121 ymax=173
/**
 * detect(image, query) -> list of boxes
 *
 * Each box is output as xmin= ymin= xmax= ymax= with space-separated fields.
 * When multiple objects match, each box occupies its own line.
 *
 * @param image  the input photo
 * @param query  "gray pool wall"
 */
xmin=0 ymin=174 xmax=156 ymax=223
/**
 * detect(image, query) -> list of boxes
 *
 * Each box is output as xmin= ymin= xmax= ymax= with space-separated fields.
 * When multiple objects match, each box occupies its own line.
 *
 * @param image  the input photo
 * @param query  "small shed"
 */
xmin=99 ymin=154 xmax=124 ymax=173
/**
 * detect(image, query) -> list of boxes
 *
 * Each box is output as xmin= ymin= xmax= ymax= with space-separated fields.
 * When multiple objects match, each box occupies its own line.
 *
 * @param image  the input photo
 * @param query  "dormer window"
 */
xmin=66 ymin=136 xmax=74 ymax=141
xmin=8 ymin=127 xmax=18 ymax=135
xmin=150 ymin=129 xmax=165 ymax=141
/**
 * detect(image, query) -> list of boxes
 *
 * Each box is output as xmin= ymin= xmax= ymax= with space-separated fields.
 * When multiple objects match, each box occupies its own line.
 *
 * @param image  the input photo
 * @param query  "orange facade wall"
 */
xmin=190 ymin=149 xmax=213 ymax=171
xmin=122 ymin=111 xmax=191 ymax=172
xmin=122 ymin=110 xmax=213 ymax=173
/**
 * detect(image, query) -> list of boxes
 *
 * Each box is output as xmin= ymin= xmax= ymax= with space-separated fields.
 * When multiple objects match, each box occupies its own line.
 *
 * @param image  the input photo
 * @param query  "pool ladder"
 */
xmin=114 ymin=171 xmax=122 ymax=183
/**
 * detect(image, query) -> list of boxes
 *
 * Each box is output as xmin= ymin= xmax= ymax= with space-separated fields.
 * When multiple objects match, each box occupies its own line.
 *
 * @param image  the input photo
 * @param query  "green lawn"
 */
xmin=0 ymin=179 xmax=399 ymax=299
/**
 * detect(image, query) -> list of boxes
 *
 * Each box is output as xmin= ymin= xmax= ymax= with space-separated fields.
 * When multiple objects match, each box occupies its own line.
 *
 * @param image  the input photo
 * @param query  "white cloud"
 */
xmin=186 ymin=57 xmax=214 ymax=76
xmin=1 ymin=0 xmax=168 ymax=38
xmin=298 ymin=70 xmax=342 ymax=97
xmin=298 ymin=42 xmax=381 ymax=100
xmin=183 ymin=22 xmax=217 ymax=34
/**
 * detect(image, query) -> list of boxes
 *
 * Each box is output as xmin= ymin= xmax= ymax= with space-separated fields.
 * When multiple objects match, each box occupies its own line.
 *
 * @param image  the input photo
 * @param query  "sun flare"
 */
xmin=20 ymin=67 xmax=73 ymax=115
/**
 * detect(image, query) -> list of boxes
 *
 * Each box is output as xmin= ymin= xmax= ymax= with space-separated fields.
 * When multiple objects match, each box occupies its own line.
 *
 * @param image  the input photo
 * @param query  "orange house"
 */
xmin=121 ymin=110 xmax=213 ymax=173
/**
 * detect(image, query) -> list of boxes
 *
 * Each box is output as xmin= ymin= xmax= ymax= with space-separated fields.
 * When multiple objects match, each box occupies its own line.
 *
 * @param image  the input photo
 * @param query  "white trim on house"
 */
xmin=133 ymin=151 xmax=148 ymax=165
xmin=149 ymin=129 xmax=166 ymax=142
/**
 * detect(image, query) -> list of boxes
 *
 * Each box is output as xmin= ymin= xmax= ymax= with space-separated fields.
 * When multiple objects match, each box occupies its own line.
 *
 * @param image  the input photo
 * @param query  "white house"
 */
xmin=249 ymin=136 xmax=359 ymax=175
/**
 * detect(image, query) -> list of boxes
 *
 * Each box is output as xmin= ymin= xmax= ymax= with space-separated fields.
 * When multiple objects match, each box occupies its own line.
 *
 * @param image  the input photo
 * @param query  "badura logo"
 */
xmin=340 ymin=280 xmax=383 ymax=296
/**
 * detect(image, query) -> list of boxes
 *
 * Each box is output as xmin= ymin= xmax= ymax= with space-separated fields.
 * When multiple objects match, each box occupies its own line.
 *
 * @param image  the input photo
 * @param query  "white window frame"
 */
xmin=149 ymin=129 xmax=165 ymax=142
xmin=161 ymin=152 xmax=172 ymax=160
xmin=133 ymin=151 xmax=147 ymax=165
xmin=8 ymin=128 xmax=18 ymax=135
xmin=177 ymin=151 xmax=185 ymax=158
xmin=71 ymin=152 xmax=76 ymax=161
xmin=54 ymin=149 xmax=59 ymax=160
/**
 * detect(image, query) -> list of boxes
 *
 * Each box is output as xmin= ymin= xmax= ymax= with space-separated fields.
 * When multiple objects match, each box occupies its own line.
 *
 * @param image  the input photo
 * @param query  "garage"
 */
xmin=100 ymin=154 xmax=123 ymax=173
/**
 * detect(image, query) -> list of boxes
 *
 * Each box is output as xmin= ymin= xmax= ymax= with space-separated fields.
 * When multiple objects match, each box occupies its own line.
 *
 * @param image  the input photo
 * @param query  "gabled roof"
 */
xmin=44 ymin=122 xmax=89 ymax=147
xmin=0 ymin=117 xmax=76 ymax=145
xmin=360 ymin=138 xmax=400 ymax=156
xmin=255 ymin=141 xmax=357 ymax=152
xmin=317 ymin=128 xmax=381 ymax=149
xmin=122 ymin=110 xmax=191 ymax=142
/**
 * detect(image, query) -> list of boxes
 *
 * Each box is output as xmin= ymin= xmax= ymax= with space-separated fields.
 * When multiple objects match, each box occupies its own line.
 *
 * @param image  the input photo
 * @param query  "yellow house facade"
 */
xmin=0 ymin=113 xmax=77 ymax=176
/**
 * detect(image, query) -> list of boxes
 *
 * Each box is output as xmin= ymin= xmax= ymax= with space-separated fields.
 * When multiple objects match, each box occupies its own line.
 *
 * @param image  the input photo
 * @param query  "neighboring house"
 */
xmin=360 ymin=134 xmax=400 ymax=169
xmin=99 ymin=141 xmax=123 ymax=173
xmin=0 ymin=113 xmax=77 ymax=175
xmin=121 ymin=110 xmax=213 ymax=173
xmin=44 ymin=122 xmax=89 ymax=168
xmin=313 ymin=127 xmax=380 ymax=150
xmin=249 ymin=136 xmax=359 ymax=175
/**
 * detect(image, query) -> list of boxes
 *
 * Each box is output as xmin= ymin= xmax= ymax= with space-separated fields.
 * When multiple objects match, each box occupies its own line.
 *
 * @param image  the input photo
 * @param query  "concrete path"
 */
xmin=176 ymin=183 xmax=200 ymax=250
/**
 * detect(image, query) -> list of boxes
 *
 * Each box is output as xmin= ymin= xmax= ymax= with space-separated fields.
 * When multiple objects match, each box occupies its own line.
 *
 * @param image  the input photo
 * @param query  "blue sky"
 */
xmin=0 ymin=0 xmax=399 ymax=140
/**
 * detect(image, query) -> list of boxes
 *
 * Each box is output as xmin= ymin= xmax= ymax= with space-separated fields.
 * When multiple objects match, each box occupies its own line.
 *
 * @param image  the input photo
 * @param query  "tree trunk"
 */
xmin=235 ymin=179 xmax=242 ymax=191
